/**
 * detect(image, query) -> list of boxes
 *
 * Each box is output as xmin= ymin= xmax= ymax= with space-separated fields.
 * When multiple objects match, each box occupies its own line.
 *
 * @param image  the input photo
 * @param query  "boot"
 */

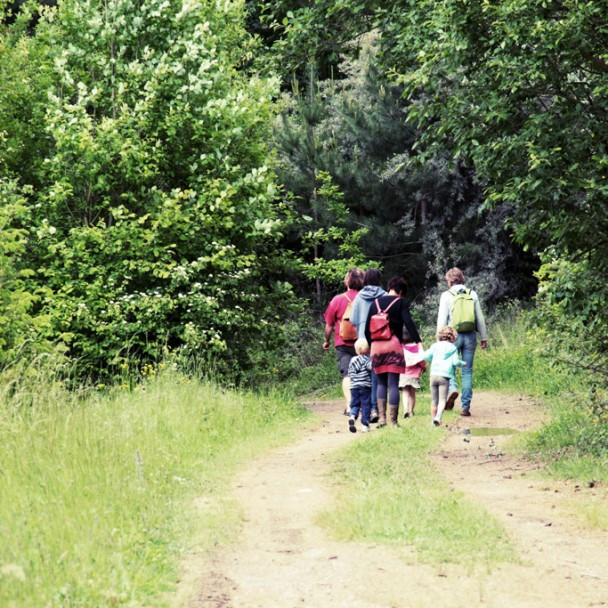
xmin=389 ymin=404 xmax=399 ymax=426
xmin=377 ymin=399 xmax=387 ymax=427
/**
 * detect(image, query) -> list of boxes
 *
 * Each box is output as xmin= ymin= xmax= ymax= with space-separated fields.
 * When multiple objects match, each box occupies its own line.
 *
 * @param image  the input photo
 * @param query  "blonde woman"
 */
xmin=437 ymin=267 xmax=487 ymax=416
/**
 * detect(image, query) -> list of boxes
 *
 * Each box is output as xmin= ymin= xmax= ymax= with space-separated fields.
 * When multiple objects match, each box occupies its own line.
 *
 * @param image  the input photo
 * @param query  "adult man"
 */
xmin=349 ymin=268 xmax=386 ymax=422
xmin=437 ymin=267 xmax=488 ymax=416
xmin=323 ymin=268 xmax=365 ymax=415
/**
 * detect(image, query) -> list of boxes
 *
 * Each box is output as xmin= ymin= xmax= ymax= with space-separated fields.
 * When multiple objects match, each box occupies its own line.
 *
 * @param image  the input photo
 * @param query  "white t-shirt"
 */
xmin=436 ymin=284 xmax=487 ymax=341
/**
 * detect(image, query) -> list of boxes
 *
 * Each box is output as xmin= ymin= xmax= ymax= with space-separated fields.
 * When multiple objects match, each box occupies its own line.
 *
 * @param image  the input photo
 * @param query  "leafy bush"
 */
xmin=0 ymin=179 xmax=56 ymax=364
xmin=534 ymin=255 xmax=608 ymax=358
xmin=1 ymin=0 xmax=298 ymax=378
xmin=0 ymin=366 xmax=309 ymax=607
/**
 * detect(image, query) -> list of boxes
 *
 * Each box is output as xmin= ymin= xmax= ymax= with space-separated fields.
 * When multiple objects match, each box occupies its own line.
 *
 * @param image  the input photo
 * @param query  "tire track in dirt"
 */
xmin=182 ymin=393 xmax=608 ymax=608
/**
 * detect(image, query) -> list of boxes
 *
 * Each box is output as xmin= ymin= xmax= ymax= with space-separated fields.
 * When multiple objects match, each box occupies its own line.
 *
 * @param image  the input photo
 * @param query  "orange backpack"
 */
xmin=339 ymin=294 xmax=358 ymax=341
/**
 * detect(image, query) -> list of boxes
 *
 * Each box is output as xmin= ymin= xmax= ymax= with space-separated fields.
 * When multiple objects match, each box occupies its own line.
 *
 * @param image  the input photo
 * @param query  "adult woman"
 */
xmin=364 ymin=276 xmax=421 ymax=426
xmin=436 ymin=267 xmax=488 ymax=416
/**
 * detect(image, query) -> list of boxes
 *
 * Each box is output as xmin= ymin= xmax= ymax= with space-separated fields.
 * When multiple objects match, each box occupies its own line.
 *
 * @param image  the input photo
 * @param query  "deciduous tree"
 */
xmin=1 ymin=0 xmax=297 ymax=377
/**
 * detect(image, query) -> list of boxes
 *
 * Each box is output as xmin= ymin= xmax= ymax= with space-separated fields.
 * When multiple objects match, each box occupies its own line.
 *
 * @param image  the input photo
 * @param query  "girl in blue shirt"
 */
xmin=423 ymin=326 xmax=466 ymax=426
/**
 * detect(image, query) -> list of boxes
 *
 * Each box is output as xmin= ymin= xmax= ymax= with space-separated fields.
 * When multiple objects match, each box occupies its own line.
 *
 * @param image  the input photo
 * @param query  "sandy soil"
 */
xmin=179 ymin=392 xmax=608 ymax=608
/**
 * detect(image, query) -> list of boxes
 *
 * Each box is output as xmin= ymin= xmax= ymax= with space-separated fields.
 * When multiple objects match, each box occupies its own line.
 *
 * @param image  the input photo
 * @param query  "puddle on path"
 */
xmin=466 ymin=427 xmax=519 ymax=437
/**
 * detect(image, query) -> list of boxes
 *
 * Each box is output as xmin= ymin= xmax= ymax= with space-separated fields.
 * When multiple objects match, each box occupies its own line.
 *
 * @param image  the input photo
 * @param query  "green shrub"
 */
xmin=0 ymin=366 xmax=309 ymax=608
xmin=0 ymin=179 xmax=56 ymax=365
xmin=1 ymin=0 xmax=298 ymax=378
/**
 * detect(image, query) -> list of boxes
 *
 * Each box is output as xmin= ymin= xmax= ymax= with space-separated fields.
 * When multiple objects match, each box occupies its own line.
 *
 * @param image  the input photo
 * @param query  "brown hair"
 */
xmin=364 ymin=268 xmax=382 ymax=287
xmin=437 ymin=325 xmax=458 ymax=342
xmin=387 ymin=275 xmax=407 ymax=296
xmin=346 ymin=268 xmax=365 ymax=290
xmin=445 ymin=267 xmax=465 ymax=286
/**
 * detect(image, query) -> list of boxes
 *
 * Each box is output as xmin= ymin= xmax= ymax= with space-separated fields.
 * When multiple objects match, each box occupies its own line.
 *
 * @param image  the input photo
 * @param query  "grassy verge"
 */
xmin=473 ymin=313 xmax=608 ymax=484
xmin=319 ymin=418 xmax=515 ymax=567
xmin=0 ymin=369 xmax=311 ymax=608
xmin=473 ymin=314 xmax=570 ymax=395
xmin=319 ymin=310 xmax=608 ymax=561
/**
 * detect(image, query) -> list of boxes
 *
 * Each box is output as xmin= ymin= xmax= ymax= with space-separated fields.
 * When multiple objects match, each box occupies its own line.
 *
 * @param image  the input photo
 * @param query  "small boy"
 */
xmin=348 ymin=338 xmax=373 ymax=433
xmin=423 ymin=326 xmax=466 ymax=426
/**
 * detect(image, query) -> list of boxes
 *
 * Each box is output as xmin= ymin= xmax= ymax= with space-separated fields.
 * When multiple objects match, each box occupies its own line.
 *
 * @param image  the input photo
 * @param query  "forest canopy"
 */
xmin=1 ymin=0 xmax=606 ymax=379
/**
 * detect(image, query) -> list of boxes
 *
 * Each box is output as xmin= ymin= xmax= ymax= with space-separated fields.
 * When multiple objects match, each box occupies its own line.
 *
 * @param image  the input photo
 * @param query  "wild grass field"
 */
xmin=2 ymin=314 xmax=607 ymax=607
xmin=0 ymin=366 xmax=310 ymax=608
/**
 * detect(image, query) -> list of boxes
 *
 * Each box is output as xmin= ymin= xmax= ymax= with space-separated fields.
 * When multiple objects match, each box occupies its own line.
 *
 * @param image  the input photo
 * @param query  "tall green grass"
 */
xmin=465 ymin=311 xmax=608 ymax=482
xmin=0 ymin=367 xmax=310 ymax=608
xmin=473 ymin=314 xmax=571 ymax=395
xmin=319 ymin=421 xmax=516 ymax=567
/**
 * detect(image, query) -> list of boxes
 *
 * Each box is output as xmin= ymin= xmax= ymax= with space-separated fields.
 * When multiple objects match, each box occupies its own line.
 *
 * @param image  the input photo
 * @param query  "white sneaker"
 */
xmin=433 ymin=416 xmax=441 ymax=426
xmin=360 ymin=425 xmax=370 ymax=433
xmin=348 ymin=417 xmax=357 ymax=433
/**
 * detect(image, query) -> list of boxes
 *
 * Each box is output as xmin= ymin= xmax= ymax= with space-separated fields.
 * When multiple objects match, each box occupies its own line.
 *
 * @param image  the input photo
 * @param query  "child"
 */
xmin=423 ymin=326 xmax=466 ymax=426
xmin=399 ymin=341 xmax=426 ymax=418
xmin=348 ymin=338 xmax=373 ymax=433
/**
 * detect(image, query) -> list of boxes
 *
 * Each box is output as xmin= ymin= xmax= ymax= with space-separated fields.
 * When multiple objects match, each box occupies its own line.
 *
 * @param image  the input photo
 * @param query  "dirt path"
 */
xmin=183 ymin=393 xmax=608 ymax=608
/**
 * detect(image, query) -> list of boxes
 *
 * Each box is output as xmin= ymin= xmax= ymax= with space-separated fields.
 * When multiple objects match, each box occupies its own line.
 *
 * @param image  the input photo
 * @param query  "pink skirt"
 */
xmin=371 ymin=335 xmax=405 ymax=374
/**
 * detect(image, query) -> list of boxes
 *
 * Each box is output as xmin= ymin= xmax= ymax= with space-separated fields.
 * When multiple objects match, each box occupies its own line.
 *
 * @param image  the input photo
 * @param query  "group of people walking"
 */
xmin=323 ymin=267 xmax=487 ymax=432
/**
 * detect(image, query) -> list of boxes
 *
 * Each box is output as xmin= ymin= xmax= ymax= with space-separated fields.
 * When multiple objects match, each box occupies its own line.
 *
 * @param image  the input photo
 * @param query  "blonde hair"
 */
xmin=437 ymin=326 xmax=458 ymax=342
xmin=445 ymin=267 xmax=465 ymax=286
xmin=354 ymin=337 xmax=370 ymax=355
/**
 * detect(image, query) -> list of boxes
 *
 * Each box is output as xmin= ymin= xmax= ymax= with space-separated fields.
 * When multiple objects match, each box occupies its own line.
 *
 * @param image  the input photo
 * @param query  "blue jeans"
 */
xmin=449 ymin=331 xmax=477 ymax=410
xmin=350 ymin=386 xmax=372 ymax=426
xmin=371 ymin=370 xmax=378 ymax=413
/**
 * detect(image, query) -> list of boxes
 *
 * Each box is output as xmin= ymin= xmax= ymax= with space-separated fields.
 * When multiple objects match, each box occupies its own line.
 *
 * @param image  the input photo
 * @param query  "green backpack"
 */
xmin=449 ymin=287 xmax=476 ymax=333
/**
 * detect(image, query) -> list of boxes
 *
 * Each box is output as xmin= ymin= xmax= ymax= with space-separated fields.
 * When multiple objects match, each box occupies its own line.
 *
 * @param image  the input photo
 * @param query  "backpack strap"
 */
xmin=384 ymin=296 xmax=400 ymax=313
xmin=449 ymin=287 xmax=470 ymax=296
xmin=343 ymin=294 xmax=352 ymax=304
xmin=376 ymin=296 xmax=400 ymax=313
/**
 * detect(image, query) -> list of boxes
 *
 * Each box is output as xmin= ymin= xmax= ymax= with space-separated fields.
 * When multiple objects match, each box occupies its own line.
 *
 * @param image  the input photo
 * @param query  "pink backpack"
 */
xmin=370 ymin=297 xmax=399 ymax=340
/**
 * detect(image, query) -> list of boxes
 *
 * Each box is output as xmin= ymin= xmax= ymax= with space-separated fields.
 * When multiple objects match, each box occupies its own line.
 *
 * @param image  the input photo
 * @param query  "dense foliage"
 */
xmin=255 ymin=0 xmax=608 ymax=361
xmin=3 ymin=0 xmax=608 ymax=381
xmin=274 ymin=37 xmax=535 ymax=307
xmin=383 ymin=0 xmax=608 ymax=357
xmin=0 ymin=179 xmax=50 ymax=361
xmin=1 ymin=0 xmax=301 ymax=377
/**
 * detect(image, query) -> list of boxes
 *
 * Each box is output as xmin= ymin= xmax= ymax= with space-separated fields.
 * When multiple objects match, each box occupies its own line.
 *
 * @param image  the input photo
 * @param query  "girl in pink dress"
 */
xmin=399 ymin=341 xmax=426 ymax=418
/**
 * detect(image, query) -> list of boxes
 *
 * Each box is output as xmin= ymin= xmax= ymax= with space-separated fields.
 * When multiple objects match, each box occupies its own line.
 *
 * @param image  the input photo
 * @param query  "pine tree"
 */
xmin=275 ymin=64 xmax=366 ymax=309
xmin=274 ymin=35 xmax=536 ymax=305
